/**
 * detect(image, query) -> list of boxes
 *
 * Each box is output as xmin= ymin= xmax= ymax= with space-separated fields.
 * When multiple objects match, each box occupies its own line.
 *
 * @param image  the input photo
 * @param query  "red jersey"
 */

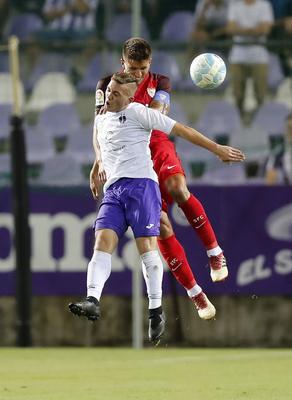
xmin=95 ymin=72 xmax=171 ymax=145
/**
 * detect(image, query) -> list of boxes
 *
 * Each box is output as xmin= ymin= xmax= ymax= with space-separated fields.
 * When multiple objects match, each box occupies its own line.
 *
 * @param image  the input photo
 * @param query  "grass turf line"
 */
xmin=0 ymin=348 xmax=291 ymax=400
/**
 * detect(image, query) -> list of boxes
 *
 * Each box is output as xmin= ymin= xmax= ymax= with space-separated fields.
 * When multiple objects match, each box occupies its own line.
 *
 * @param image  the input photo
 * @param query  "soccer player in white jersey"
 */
xmin=69 ymin=72 xmax=245 ymax=343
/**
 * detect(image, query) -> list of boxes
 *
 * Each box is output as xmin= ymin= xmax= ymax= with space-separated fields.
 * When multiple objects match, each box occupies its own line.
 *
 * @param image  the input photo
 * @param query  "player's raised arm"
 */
xmin=171 ymin=122 xmax=245 ymax=163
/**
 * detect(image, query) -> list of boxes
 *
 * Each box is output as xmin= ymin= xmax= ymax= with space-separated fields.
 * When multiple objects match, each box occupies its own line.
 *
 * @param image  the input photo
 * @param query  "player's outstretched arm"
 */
xmin=171 ymin=122 xmax=245 ymax=163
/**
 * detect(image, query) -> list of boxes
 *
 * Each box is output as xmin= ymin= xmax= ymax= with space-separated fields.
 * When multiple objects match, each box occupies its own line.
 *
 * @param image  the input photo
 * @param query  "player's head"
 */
xmin=285 ymin=113 xmax=292 ymax=143
xmin=121 ymin=37 xmax=152 ymax=83
xmin=105 ymin=72 xmax=138 ymax=112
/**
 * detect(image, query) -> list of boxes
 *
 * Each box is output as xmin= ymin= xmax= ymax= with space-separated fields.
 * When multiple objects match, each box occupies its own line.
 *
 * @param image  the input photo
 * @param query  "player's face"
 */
xmin=105 ymin=80 xmax=131 ymax=112
xmin=121 ymin=57 xmax=151 ymax=83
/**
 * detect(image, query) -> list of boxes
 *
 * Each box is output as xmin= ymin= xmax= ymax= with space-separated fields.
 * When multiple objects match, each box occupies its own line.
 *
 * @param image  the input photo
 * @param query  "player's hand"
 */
xmin=97 ymin=164 xmax=107 ymax=185
xmin=98 ymin=105 xmax=107 ymax=115
xmin=215 ymin=145 xmax=245 ymax=163
xmin=89 ymin=163 xmax=107 ymax=200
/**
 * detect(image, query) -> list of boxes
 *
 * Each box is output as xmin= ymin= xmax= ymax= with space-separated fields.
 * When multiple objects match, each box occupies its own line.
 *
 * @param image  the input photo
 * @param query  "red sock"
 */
xmin=179 ymin=194 xmax=218 ymax=250
xmin=158 ymin=234 xmax=196 ymax=290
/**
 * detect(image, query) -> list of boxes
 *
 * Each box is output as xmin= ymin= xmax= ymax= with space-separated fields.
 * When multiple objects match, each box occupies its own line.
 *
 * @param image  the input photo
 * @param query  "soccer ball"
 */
xmin=190 ymin=53 xmax=226 ymax=89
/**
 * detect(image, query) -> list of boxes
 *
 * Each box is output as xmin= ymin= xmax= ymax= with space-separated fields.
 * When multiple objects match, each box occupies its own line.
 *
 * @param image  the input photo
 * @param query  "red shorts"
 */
xmin=150 ymin=140 xmax=185 ymax=210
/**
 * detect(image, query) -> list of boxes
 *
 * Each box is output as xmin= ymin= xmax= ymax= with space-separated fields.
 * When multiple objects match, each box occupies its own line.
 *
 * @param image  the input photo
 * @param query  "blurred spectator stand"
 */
xmin=226 ymin=0 xmax=274 ymax=116
xmin=41 ymin=0 xmax=98 ymax=40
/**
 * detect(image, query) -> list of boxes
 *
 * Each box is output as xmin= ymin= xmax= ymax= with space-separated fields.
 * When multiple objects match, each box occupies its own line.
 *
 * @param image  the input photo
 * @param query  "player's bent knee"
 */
xmin=136 ymin=236 xmax=157 ymax=254
xmin=159 ymin=212 xmax=174 ymax=239
xmin=94 ymin=229 xmax=118 ymax=253
xmin=168 ymin=185 xmax=190 ymax=204
xmin=165 ymin=176 xmax=190 ymax=204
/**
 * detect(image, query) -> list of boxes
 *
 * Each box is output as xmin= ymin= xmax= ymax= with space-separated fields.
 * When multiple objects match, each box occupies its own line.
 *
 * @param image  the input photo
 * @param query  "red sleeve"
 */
xmin=156 ymin=74 xmax=172 ymax=93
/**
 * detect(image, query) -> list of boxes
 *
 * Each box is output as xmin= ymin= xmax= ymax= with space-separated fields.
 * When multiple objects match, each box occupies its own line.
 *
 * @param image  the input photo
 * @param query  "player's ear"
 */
xmin=129 ymin=96 xmax=134 ymax=103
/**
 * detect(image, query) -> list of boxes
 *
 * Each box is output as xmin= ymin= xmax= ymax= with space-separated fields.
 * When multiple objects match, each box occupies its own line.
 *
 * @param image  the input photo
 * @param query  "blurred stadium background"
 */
xmin=0 ymin=0 xmax=292 ymax=357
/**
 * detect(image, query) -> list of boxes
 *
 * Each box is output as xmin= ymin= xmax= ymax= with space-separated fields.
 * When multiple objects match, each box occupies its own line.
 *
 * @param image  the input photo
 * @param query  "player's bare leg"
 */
xmin=158 ymin=210 xmax=215 ymax=320
xmin=164 ymin=173 xmax=228 ymax=282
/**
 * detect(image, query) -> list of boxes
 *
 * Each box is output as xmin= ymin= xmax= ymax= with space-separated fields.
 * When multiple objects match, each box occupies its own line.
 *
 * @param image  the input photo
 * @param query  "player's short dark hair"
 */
xmin=122 ymin=37 xmax=152 ymax=61
xmin=112 ymin=72 xmax=139 ymax=85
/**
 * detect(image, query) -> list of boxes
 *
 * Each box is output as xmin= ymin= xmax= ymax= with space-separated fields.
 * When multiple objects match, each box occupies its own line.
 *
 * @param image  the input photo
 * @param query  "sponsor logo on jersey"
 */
xmin=167 ymin=165 xmax=176 ymax=170
xmin=147 ymin=87 xmax=156 ymax=97
xmin=95 ymin=89 xmax=104 ymax=106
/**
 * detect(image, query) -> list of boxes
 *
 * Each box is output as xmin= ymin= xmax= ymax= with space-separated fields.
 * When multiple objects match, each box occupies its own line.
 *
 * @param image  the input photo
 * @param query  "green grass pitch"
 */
xmin=0 ymin=348 xmax=291 ymax=400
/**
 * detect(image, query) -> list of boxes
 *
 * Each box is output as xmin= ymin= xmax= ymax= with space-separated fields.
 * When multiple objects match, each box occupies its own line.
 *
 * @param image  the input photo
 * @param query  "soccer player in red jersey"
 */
xmin=91 ymin=38 xmax=231 ymax=319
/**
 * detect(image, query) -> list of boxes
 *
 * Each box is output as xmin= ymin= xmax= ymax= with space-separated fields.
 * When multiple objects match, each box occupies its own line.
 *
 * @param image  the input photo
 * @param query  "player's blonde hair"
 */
xmin=112 ymin=72 xmax=139 ymax=85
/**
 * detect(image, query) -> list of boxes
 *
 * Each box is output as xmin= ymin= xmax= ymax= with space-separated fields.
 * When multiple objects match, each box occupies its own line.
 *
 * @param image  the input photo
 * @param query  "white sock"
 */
xmin=207 ymin=246 xmax=222 ymax=257
xmin=187 ymin=284 xmax=202 ymax=298
xmin=141 ymin=250 xmax=163 ymax=309
xmin=87 ymin=250 xmax=111 ymax=301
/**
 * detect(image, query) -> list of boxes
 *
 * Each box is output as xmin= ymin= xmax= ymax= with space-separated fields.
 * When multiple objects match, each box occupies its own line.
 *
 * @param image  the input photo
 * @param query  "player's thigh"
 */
xmin=94 ymin=229 xmax=119 ymax=253
xmin=93 ymin=196 xmax=128 ymax=240
xmin=135 ymin=236 xmax=158 ymax=255
xmin=127 ymin=179 xmax=161 ymax=238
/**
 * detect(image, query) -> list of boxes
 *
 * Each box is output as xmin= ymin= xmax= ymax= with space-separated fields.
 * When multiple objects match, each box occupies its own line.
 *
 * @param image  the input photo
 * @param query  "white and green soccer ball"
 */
xmin=190 ymin=53 xmax=226 ymax=89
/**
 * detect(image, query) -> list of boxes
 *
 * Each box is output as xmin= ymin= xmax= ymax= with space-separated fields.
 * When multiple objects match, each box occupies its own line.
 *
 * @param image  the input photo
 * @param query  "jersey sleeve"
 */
xmin=133 ymin=103 xmax=176 ymax=134
xmin=156 ymin=75 xmax=171 ymax=93
xmin=152 ymin=75 xmax=171 ymax=106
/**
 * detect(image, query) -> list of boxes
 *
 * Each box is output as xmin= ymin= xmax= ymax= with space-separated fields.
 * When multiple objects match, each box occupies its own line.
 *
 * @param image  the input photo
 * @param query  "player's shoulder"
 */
xmin=149 ymin=71 xmax=171 ymax=92
xmin=127 ymin=102 xmax=145 ymax=112
xmin=126 ymin=102 xmax=148 ymax=120
xmin=149 ymin=71 xmax=170 ymax=83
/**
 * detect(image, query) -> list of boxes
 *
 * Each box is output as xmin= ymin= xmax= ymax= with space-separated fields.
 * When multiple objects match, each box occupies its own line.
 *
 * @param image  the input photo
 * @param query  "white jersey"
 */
xmin=95 ymin=102 xmax=176 ymax=192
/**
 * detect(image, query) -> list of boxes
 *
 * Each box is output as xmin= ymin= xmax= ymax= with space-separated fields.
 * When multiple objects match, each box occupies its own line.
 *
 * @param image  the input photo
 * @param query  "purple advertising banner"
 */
xmin=0 ymin=185 xmax=291 ymax=296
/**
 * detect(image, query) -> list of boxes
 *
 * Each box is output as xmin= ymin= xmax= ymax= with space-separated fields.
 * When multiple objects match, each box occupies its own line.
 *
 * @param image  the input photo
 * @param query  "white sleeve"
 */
xmin=262 ymin=1 xmax=274 ymax=23
xmin=133 ymin=104 xmax=176 ymax=135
